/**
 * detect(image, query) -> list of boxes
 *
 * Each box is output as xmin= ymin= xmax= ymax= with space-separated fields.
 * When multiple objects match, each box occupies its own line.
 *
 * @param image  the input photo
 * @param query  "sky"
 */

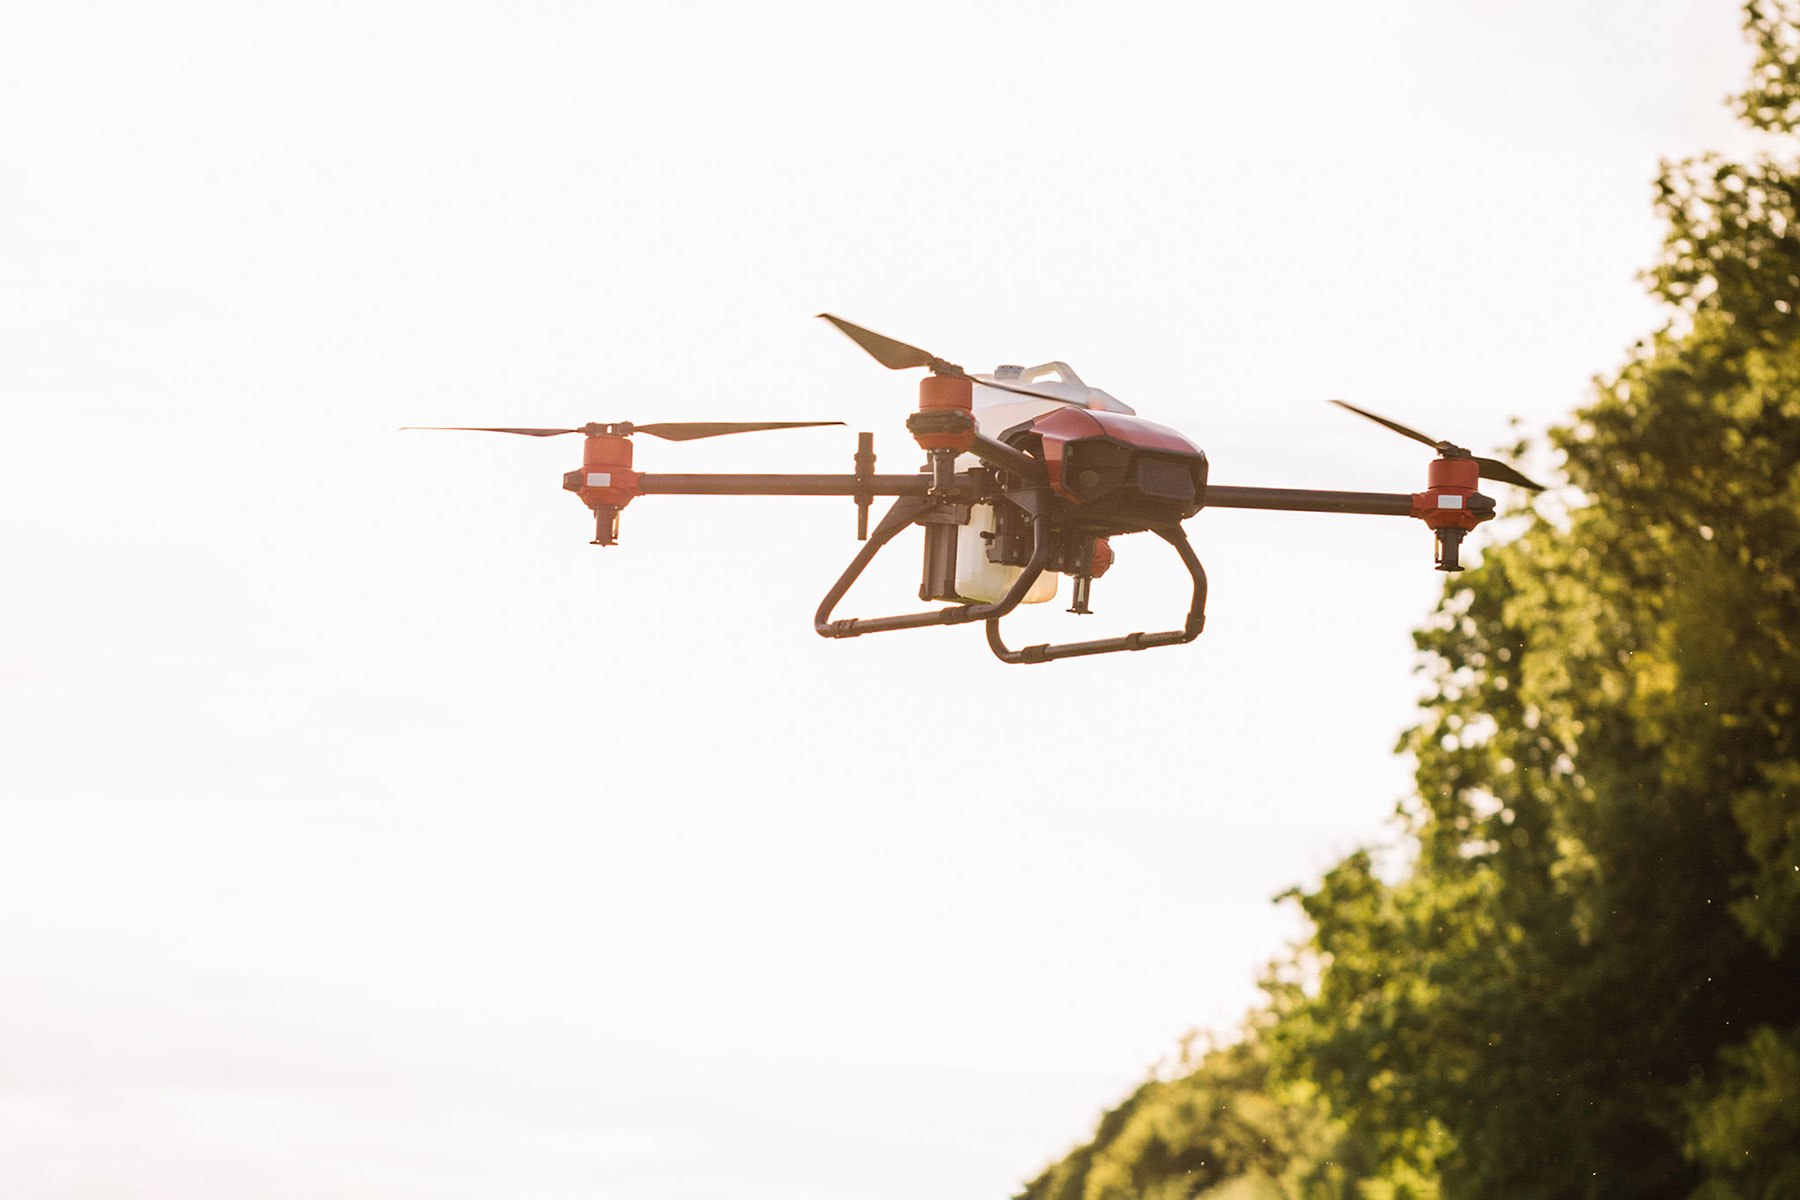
xmin=0 ymin=3 xmax=1768 ymax=1198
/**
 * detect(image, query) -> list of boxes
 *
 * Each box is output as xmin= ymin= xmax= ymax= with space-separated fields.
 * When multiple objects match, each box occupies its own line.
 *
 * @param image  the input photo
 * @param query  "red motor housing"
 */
xmin=909 ymin=375 xmax=977 ymax=453
xmin=561 ymin=434 xmax=642 ymax=545
xmin=562 ymin=434 xmax=640 ymax=511
xmin=1411 ymin=455 xmax=1482 ymax=531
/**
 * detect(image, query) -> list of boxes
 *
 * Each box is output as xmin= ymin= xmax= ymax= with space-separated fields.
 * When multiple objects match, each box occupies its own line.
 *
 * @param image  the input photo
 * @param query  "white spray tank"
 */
xmin=951 ymin=362 xmax=1136 ymax=604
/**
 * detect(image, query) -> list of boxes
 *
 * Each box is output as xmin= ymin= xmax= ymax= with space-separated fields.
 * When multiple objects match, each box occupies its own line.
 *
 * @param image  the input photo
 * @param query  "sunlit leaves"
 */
xmin=1736 ymin=0 xmax=1800 ymax=132
xmin=1267 ymin=19 xmax=1800 ymax=1187
xmin=1024 ymin=7 xmax=1800 ymax=1196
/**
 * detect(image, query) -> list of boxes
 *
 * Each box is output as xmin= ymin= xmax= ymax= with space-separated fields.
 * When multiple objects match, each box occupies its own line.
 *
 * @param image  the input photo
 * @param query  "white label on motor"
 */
xmin=1437 ymin=494 xmax=1464 ymax=509
xmin=586 ymin=472 xmax=613 ymax=487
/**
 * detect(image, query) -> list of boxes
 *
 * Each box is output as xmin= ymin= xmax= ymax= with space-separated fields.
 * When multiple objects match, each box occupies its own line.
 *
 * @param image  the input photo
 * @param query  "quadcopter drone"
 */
xmin=408 ymin=315 xmax=1544 ymax=664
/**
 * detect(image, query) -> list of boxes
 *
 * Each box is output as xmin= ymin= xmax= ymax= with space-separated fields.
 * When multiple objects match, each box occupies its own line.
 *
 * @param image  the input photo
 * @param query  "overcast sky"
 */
xmin=0 ymin=3 xmax=1766 ymax=1198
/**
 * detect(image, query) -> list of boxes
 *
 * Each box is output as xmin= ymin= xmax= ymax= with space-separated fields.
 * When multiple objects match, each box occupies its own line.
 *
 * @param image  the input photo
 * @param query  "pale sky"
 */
xmin=0 ymin=3 xmax=1763 ymax=1198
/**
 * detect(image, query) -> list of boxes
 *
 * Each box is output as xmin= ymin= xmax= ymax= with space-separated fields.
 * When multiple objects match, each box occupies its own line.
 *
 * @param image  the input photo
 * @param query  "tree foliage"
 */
xmin=1014 ymin=1033 xmax=1367 ymax=1200
xmin=1022 ymin=7 xmax=1800 ymax=1197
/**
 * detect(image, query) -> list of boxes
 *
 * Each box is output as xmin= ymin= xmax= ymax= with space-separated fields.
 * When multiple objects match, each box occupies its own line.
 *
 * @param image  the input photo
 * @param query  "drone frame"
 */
xmin=588 ymin=418 xmax=1495 ymax=665
xmin=422 ymin=316 xmax=1521 ymax=665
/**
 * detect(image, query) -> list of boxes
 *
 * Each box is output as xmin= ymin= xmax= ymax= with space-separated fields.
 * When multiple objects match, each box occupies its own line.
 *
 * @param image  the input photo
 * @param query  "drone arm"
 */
xmin=1203 ymin=483 xmax=1497 ymax=572
xmin=635 ymin=473 xmax=934 ymax=497
xmin=1203 ymin=485 xmax=1419 ymax=517
xmin=984 ymin=526 xmax=1207 ymax=665
xmin=967 ymin=432 xmax=1045 ymax=484
xmin=1203 ymin=483 xmax=1497 ymax=521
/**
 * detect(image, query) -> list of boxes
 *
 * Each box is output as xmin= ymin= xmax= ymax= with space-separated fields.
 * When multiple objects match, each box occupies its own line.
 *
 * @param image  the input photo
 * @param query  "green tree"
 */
xmin=1021 ymin=5 xmax=1800 ymax=1197
xmin=1271 ymin=2 xmax=1800 ymax=1191
xmin=1014 ymin=1031 xmax=1370 ymax=1200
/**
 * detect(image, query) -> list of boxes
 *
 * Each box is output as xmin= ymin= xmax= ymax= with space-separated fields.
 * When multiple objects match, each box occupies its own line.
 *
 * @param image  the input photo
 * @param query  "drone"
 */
xmin=408 ymin=315 xmax=1544 ymax=664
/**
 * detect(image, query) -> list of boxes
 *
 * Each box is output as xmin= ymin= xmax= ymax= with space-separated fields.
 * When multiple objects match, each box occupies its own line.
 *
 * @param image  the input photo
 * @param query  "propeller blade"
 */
xmin=818 ymin=313 xmax=1081 ymax=405
xmin=976 ymin=375 xmax=1080 ymax=403
xmin=1328 ymin=400 xmax=1445 ymax=452
xmin=404 ymin=421 xmax=843 ymax=441
xmin=401 ymin=426 xmax=581 ymax=436
xmin=1329 ymin=401 xmax=1547 ymax=490
xmin=818 ymin=313 xmax=962 ymax=374
xmin=633 ymin=421 xmax=845 ymax=441
xmin=1473 ymin=456 xmax=1546 ymax=492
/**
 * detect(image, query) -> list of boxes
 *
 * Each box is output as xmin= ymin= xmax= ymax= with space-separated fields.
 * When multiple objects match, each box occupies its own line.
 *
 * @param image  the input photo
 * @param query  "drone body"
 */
xmin=408 ymin=315 xmax=1542 ymax=664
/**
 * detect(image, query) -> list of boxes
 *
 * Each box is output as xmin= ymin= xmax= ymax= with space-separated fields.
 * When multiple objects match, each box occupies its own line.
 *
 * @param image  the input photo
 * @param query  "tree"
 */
xmin=1021 ymin=5 xmax=1800 ymax=1196
xmin=1269 ymin=2 xmax=1800 ymax=1190
xmin=1014 ymin=1031 xmax=1369 ymax=1200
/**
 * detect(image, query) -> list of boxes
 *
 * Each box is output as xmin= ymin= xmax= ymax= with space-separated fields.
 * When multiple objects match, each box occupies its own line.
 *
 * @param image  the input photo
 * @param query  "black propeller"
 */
xmin=1329 ymin=400 xmax=1545 ymax=491
xmin=403 ymin=421 xmax=843 ymax=441
xmin=817 ymin=314 xmax=1065 ymax=403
